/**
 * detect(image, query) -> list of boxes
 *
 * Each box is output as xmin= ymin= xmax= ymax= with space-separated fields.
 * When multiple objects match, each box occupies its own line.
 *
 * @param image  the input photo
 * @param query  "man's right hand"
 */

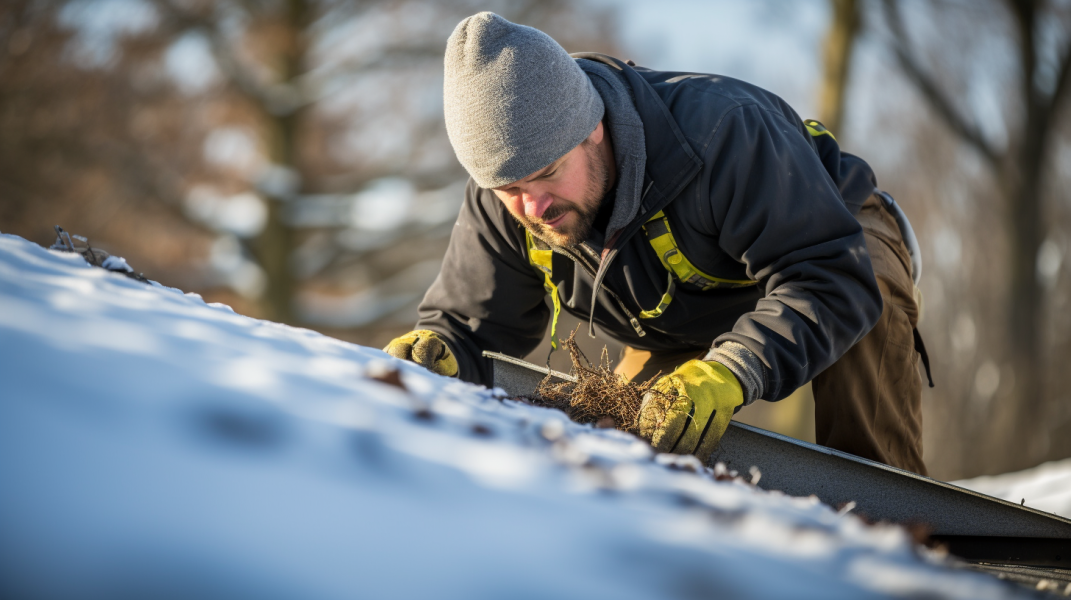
xmin=383 ymin=330 xmax=459 ymax=377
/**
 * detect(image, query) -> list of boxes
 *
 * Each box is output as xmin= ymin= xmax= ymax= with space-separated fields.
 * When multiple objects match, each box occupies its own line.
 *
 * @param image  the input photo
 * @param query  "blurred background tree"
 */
xmin=878 ymin=0 xmax=1071 ymax=475
xmin=0 ymin=0 xmax=621 ymax=337
xmin=2 ymin=0 xmax=1070 ymax=481
xmin=1 ymin=0 xmax=218 ymax=286
xmin=855 ymin=0 xmax=1070 ymax=478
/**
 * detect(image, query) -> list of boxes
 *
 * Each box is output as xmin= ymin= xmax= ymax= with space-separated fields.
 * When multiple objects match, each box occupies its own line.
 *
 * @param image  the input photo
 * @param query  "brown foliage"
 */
xmin=0 ymin=0 xmax=216 ymax=288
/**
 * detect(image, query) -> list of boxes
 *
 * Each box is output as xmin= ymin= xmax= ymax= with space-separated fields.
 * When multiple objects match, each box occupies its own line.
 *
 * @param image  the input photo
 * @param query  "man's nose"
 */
xmin=522 ymin=192 xmax=553 ymax=220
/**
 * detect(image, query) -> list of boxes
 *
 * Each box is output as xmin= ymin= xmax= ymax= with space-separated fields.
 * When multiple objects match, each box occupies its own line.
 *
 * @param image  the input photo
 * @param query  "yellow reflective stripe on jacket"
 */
xmin=638 ymin=273 xmax=675 ymax=319
xmin=804 ymin=118 xmax=836 ymax=141
xmin=526 ymin=211 xmax=755 ymax=329
xmin=525 ymin=229 xmax=561 ymax=349
xmin=642 ymin=211 xmax=757 ymax=291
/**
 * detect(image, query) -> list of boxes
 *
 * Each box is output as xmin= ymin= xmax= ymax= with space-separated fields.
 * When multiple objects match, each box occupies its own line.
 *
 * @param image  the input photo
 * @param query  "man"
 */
xmin=386 ymin=12 xmax=928 ymax=475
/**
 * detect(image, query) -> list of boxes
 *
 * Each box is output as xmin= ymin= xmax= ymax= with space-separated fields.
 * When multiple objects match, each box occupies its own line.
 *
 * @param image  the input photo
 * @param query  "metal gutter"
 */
xmin=484 ymin=351 xmax=1071 ymax=568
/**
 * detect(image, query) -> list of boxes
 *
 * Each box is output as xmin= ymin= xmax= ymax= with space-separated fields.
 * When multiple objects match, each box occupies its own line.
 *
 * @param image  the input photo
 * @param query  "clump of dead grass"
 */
xmin=530 ymin=328 xmax=667 ymax=434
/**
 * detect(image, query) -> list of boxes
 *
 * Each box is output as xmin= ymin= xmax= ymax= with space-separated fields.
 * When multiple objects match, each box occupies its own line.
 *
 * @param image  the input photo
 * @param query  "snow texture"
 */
xmin=0 ymin=233 xmax=1032 ymax=599
xmin=954 ymin=458 xmax=1071 ymax=519
xmin=100 ymin=254 xmax=133 ymax=273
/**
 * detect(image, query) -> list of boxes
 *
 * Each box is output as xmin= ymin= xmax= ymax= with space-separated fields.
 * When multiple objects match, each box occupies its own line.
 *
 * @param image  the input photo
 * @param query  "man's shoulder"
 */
xmin=640 ymin=68 xmax=777 ymax=107
xmin=640 ymin=68 xmax=799 ymax=134
xmin=573 ymin=53 xmax=798 ymax=140
xmin=574 ymin=54 xmax=801 ymax=152
xmin=576 ymin=53 xmax=775 ymax=106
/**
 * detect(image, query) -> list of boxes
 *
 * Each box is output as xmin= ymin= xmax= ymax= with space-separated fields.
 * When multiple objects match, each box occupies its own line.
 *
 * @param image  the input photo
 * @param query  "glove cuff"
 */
xmin=704 ymin=341 xmax=766 ymax=405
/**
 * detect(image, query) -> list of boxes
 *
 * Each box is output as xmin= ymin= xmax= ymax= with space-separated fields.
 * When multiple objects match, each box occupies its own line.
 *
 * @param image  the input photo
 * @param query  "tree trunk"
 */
xmin=255 ymin=176 xmax=296 ymax=323
xmin=251 ymin=0 xmax=310 ymax=324
xmin=1004 ymin=148 xmax=1044 ymax=470
xmin=1004 ymin=0 xmax=1048 ymax=470
xmin=818 ymin=0 xmax=860 ymax=135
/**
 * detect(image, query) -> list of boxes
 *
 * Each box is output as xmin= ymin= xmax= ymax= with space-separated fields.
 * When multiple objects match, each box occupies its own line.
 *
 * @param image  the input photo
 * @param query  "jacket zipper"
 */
xmin=546 ymin=180 xmax=658 ymax=340
xmin=584 ymin=181 xmax=658 ymax=338
xmin=551 ymin=244 xmax=647 ymax=337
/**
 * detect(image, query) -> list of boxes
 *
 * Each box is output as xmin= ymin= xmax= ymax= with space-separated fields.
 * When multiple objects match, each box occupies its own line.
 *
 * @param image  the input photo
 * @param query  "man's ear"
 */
xmin=588 ymin=120 xmax=605 ymax=145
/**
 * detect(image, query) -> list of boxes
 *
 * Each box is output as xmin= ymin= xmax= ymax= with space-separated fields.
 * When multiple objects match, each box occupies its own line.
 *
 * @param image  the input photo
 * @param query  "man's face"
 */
xmin=492 ymin=127 xmax=612 ymax=247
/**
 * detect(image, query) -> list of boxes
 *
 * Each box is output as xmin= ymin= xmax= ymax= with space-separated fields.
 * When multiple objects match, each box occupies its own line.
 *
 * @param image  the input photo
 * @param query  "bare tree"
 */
xmin=818 ymin=0 xmax=861 ymax=134
xmin=880 ymin=0 xmax=1071 ymax=471
xmin=0 ymin=0 xmax=217 ymax=285
xmin=2 ymin=0 xmax=622 ymax=333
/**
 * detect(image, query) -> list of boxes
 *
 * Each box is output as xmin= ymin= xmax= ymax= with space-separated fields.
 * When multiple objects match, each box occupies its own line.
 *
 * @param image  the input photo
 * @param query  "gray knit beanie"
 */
xmin=443 ymin=12 xmax=605 ymax=189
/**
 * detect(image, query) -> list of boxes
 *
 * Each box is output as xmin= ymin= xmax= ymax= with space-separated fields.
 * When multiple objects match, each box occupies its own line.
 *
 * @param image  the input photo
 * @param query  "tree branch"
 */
xmin=881 ymin=0 xmax=1003 ymax=167
xmin=301 ymin=42 xmax=444 ymax=98
xmin=203 ymin=31 xmax=292 ymax=113
xmin=151 ymin=0 xmax=282 ymax=112
xmin=151 ymin=0 xmax=432 ymax=117
xmin=1004 ymin=0 xmax=1037 ymax=101
xmin=1050 ymin=35 xmax=1071 ymax=110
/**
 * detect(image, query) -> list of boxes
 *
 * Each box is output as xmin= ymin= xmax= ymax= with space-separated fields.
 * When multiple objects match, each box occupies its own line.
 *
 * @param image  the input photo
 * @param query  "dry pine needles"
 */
xmin=530 ymin=328 xmax=667 ymax=434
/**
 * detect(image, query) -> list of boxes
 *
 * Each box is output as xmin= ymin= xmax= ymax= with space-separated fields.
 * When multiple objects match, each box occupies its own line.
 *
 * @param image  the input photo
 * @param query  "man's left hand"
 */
xmin=637 ymin=360 xmax=744 ymax=459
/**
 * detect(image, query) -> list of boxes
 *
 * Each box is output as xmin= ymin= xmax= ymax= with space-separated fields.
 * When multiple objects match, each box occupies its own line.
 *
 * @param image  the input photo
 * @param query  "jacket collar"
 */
xmin=571 ymin=53 xmax=703 ymax=226
xmin=569 ymin=54 xmax=706 ymax=340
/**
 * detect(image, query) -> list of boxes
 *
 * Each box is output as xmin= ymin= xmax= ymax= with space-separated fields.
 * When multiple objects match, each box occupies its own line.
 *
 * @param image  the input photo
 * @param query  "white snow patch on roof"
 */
xmin=0 ymin=233 xmax=1030 ymax=599
xmin=953 ymin=458 xmax=1071 ymax=519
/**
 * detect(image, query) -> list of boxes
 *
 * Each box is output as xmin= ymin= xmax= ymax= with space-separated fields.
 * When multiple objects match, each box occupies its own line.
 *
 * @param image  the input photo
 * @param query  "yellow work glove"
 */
xmin=637 ymin=360 xmax=743 ymax=459
xmin=383 ymin=330 xmax=459 ymax=377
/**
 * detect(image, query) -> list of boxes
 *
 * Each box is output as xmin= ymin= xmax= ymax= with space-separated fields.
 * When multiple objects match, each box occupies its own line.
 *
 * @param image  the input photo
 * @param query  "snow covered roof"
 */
xmin=0 ymin=233 xmax=1036 ymax=599
xmin=954 ymin=459 xmax=1071 ymax=520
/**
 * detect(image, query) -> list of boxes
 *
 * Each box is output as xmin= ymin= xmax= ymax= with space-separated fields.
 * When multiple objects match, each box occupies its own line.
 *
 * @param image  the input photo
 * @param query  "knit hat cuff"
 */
xmin=443 ymin=12 xmax=606 ymax=189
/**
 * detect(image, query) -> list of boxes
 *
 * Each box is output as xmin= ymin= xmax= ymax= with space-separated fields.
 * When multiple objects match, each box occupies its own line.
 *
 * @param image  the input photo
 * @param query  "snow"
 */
xmin=100 ymin=254 xmax=133 ymax=273
xmin=0 ymin=233 xmax=1032 ymax=599
xmin=953 ymin=458 xmax=1071 ymax=519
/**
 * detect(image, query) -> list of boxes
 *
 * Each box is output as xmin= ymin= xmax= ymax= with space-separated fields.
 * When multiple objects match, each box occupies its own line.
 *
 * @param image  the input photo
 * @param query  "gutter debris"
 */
xmin=50 ymin=225 xmax=149 ymax=284
xmin=484 ymin=348 xmax=1071 ymax=573
xmin=525 ymin=328 xmax=662 ymax=434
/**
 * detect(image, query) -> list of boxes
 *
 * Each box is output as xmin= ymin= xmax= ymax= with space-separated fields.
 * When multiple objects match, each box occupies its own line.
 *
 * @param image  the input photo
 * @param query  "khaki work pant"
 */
xmin=615 ymin=194 xmax=927 ymax=475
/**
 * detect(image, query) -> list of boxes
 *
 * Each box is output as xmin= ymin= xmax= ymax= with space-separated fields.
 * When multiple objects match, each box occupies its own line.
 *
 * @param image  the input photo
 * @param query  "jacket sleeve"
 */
xmin=704 ymin=105 xmax=883 ymax=402
xmin=415 ymin=179 xmax=551 ymax=387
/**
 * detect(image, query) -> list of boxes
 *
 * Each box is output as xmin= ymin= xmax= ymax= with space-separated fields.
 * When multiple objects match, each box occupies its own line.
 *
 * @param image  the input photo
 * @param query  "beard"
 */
xmin=520 ymin=141 xmax=612 ymax=247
